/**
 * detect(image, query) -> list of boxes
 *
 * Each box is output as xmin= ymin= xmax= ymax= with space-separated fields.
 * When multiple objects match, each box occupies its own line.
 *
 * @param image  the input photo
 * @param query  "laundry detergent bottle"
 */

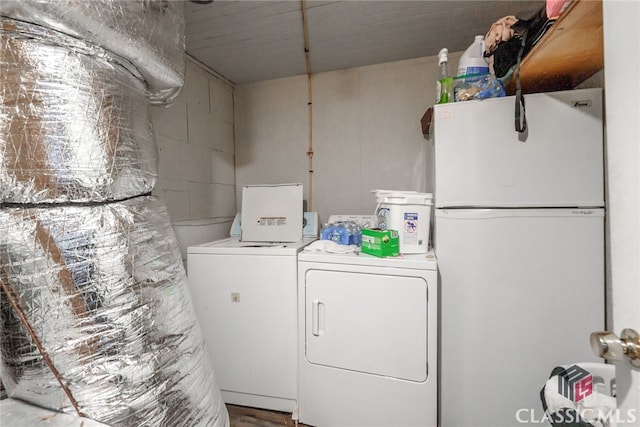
xmin=457 ymin=35 xmax=489 ymax=82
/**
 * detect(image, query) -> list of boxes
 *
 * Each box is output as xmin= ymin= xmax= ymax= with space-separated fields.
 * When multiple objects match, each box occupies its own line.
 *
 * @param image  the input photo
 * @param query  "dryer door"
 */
xmin=304 ymin=269 xmax=428 ymax=382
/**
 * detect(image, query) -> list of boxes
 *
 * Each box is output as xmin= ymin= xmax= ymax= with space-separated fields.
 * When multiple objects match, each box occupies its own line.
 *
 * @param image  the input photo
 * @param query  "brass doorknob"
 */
xmin=590 ymin=328 xmax=640 ymax=367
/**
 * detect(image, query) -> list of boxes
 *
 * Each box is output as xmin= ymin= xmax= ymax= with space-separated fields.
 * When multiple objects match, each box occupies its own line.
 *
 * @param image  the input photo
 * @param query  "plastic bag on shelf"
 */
xmin=454 ymin=73 xmax=506 ymax=102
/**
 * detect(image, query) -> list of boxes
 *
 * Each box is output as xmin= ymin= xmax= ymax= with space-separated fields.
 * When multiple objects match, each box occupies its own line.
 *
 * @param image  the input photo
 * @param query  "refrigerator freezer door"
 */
xmin=435 ymin=208 xmax=605 ymax=427
xmin=434 ymin=88 xmax=604 ymax=208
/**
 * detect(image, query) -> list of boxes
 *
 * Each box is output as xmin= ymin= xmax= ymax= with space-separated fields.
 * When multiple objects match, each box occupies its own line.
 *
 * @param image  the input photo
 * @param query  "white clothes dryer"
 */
xmin=297 ymin=249 xmax=438 ymax=427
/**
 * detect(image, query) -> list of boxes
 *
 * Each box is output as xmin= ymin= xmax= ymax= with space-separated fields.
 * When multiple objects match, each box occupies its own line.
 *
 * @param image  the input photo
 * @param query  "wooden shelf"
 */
xmin=505 ymin=0 xmax=604 ymax=95
xmin=421 ymin=0 xmax=603 ymax=138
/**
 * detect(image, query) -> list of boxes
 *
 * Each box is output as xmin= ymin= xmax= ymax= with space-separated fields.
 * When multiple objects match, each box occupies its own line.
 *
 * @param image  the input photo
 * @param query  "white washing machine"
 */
xmin=297 ymin=249 xmax=438 ymax=427
xmin=187 ymin=236 xmax=316 ymax=413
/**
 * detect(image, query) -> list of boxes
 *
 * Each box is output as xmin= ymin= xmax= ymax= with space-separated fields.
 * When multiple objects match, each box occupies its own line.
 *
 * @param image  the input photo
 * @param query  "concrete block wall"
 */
xmin=151 ymin=58 xmax=236 ymax=262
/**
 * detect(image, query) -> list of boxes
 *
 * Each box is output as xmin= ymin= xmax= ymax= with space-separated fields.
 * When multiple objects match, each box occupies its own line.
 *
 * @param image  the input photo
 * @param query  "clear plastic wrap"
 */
xmin=0 ymin=18 xmax=157 ymax=204
xmin=0 ymin=196 xmax=229 ymax=427
xmin=0 ymin=0 xmax=185 ymax=104
xmin=453 ymin=73 xmax=506 ymax=102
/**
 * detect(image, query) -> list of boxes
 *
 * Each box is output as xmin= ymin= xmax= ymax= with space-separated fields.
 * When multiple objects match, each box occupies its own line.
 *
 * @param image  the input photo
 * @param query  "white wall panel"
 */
xmin=235 ymin=53 xmax=460 ymax=223
xmin=234 ymin=76 xmax=310 ymax=211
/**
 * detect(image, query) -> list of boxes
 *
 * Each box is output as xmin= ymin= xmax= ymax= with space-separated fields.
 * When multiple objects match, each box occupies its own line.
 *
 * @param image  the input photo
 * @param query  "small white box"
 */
xmin=241 ymin=183 xmax=303 ymax=242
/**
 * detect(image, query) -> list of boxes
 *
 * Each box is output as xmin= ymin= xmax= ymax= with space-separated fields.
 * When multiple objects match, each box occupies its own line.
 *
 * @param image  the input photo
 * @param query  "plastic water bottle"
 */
xmin=436 ymin=48 xmax=454 ymax=104
xmin=457 ymin=35 xmax=489 ymax=82
xmin=476 ymin=77 xmax=506 ymax=99
xmin=320 ymin=221 xmax=362 ymax=245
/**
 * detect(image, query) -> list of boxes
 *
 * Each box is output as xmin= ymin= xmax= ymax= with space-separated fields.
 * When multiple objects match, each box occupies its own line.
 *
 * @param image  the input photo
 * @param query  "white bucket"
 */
xmin=373 ymin=190 xmax=433 ymax=254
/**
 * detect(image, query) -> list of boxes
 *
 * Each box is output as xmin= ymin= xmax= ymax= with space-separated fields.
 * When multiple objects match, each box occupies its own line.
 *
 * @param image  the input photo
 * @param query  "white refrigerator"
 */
xmin=433 ymin=88 xmax=605 ymax=427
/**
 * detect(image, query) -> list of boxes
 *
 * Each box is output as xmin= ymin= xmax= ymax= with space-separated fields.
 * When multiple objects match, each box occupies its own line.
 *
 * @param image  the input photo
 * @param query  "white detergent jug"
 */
xmin=457 ymin=35 xmax=489 ymax=82
xmin=373 ymin=190 xmax=433 ymax=254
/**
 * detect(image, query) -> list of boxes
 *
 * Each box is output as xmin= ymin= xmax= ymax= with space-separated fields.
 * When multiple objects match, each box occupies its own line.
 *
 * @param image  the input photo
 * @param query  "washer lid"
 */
xmin=188 ymin=237 xmax=316 ymax=255
xmin=298 ymin=249 xmax=437 ymax=270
